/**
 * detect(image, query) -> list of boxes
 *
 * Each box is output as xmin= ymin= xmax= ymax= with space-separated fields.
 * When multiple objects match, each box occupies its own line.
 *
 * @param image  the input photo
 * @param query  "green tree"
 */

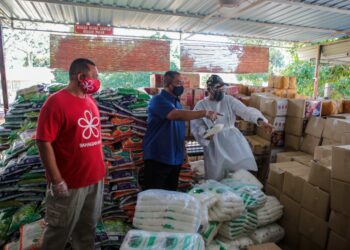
xmin=3 ymin=24 xmax=49 ymax=68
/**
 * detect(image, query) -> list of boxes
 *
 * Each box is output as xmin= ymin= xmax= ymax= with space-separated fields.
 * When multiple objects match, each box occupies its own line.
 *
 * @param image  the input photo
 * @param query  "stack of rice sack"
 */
xmin=124 ymin=189 xmax=204 ymax=250
xmin=0 ymin=85 xmax=52 ymax=248
xmin=95 ymin=88 xmax=149 ymax=222
xmin=186 ymin=171 xmax=284 ymax=250
xmin=177 ymin=162 xmax=195 ymax=192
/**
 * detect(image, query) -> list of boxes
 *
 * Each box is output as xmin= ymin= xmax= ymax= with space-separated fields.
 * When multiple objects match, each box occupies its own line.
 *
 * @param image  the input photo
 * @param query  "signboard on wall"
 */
xmin=50 ymin=35 xmax=170 ymax=72
xmin=74 ymin=24 xmax=113 ymax=35
xmin=180 ymin=43 xmax=269 ymax=73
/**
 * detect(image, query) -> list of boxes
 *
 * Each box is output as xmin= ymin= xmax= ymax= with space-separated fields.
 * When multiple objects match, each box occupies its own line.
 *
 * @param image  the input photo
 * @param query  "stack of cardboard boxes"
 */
xmin=266 ymin=76 xmax=297 ymax=98
xmin=328 ymin=145 xmax=350 ymax=250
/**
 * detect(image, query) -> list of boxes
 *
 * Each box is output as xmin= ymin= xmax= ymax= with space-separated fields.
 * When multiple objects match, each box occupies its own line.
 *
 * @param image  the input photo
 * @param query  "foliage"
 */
xmin=3 ymin=24 xmax=50 ymax=68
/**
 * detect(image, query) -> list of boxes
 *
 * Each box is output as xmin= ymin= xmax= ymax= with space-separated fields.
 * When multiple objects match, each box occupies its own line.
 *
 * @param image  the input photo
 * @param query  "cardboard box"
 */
xmin=236 ymin=120 xmax=255 ymax=134
xmin=180 ymin=88 xmax=194 ymax=107
xmin=245 ymin=135 xmax=271 ymax=155
xmin=301 ymin=182 xmax=330 ymax=220
xmin=193 ymin=88 xmax=206 ymax=106
xmin=283 ymin=166 xmax=310 ymax=202
xmin=268 ymin=161 xmax=306 ymax=190
xmin=270 ymin=148 xmax=285 ymax=163
xmin=329 ymin=210 xmax=350 ymax=238
xmin=323 ymin=118 xmax=350 ymax=143
xmin=314 ymin=145 xmax=332 ymax=167
xmin=247 ymin=243 xmax=281 ymax=250
xmin=289 ymin=76 xmax=297 ymax=89
xmin=308 ymin=161 xmax=331 ymax=193
xmin=287 ymin=99 xmax=306 ymax=118
xmin=342 ymin=132 xmax=350 ymax=144
xmin=265 ymin=183 xmax=281 ymax=199
xmin=305 ymin=117 xmax=325 ymax=138
xmin=285 ymin=133 xmax=303 ymax=151
xmin=322 ymin=138 xmax=335 ymax=146
xmin=256 ymin=127 xmax=284 ymax=147
xmin=343 ymin=100 xmax=350 ymax=113
xmin=181 ymin=73 xmax=200 ymax=89
xmin=150 ymin=74 xmax=164 ymax=88
xmin=331 ymin=145 xmax=350 ymax=183
xmin=300 ymin=236 xmax=323 ymax=250
xmin=293 ymin=154 xmax=313 ymax=167
xmin=265 ymin=115 xmax=286 ymax=132
xmin=300 ymin=135 xmax=321 ymax=155
xmin=327 ymin=231 xmax=350 ymax=250
xmin=260 ymin=97 xmax=288 ymax=117
xmin=250 ymin=93 xmax=273 ymax=110
xmin=299 ymin=208 xmax=329 ymax=248
xmin=268 ymin=76 xmax=274 ymax=88
xmin=276 ymin=151 xmax=309 ymax=163
xmin=280 ymin=194 xmax=301 ymax=248
xmin=321 ymin=100 xmax=341 ymax=116
xmin=287 ymin=89 xmax=297 ymax=99
xmin=273 ymin=76 xmax=284 ymax=89
xmin=285 ymin=117 xmax=305 ymax=136
xmin=331 ymin=179 xmax=350 ymax=216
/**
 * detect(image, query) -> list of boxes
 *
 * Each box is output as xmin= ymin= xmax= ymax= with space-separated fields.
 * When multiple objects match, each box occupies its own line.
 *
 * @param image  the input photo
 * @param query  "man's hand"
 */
xmin=50 ymin=180 xmax=69 ymax=198
xmin=258 ymin=119 xmax=274 ymax=133
xmin=205 ymin=111 xmax=223 ymax=122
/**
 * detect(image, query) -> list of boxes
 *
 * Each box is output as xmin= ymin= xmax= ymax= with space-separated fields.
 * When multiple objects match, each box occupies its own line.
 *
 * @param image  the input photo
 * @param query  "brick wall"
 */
xmin=50 ymin=35 xmax=170 ymax=72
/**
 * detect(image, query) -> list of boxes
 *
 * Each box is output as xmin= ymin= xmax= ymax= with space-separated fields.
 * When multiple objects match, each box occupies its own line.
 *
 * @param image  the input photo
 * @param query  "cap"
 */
xmin=206 ymin=75 xmax=228 ymax=87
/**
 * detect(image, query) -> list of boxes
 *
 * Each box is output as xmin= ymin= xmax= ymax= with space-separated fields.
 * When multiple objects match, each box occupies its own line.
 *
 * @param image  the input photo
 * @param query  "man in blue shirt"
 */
xmin=143 ymin=71 xmax=219 ymax=191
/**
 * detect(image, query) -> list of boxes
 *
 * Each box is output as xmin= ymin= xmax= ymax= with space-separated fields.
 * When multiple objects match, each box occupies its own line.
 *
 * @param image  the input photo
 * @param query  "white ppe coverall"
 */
xmin=191 ymin=95 xmax=267 ymax=180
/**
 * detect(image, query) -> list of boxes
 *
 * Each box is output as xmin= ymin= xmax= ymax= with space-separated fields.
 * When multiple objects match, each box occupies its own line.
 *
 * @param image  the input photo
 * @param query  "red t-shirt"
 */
xmin=36 ymin=89 xmax=105 ymax=188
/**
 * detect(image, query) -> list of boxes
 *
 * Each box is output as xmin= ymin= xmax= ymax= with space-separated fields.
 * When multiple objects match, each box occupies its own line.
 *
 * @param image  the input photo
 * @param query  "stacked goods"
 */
xmin=266 ymin=161 xmax=311 ymax=248
xmin=328 ymin=145 xmax=350 ymax=249
xmin=177 ymin=163 xmax=196 ymax=192
xmin=133 ymin=190 xmax=202 ymax=233
xmin=321 ymin=99 xmax=343 ymax=116
xmin=267 ymin=76 xmax=297 ymax=98
xmin=1 ymin=85 xmax=151 ymax=248
xmin=277 ymin=116 xmax=325 ymax=168
xmin=284 ymin=99 xmax=322 ymax=151
xmin=235 ymin=120 xmax=255 ymax=136
xmin=322 ymin=118 xmax=350 ymax=145
xmin=120 ymin=230 xmax=205 ymax=250
xmin=150 ymin=73 xmax=200 ymax=89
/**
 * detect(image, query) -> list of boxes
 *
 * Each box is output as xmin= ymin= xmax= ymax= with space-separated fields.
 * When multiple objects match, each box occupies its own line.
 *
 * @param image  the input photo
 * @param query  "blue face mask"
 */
xmin=172 ymin=86 xmax=184 ymax=97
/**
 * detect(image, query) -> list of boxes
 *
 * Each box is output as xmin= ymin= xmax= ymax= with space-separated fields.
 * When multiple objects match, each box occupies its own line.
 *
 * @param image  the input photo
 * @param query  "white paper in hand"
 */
xmin=204 ymin=124 xmax=224 ymax=139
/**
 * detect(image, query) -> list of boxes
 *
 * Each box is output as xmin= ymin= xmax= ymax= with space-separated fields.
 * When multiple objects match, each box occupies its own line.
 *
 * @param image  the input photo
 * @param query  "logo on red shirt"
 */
xmin=78 ymin=110 xmax=100 ymax=140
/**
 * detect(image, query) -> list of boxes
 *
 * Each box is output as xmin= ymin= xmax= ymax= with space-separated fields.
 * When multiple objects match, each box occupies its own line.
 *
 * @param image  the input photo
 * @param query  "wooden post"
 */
xmin=0 ymin=23 xmax=9 ymax=113
xmin=313 ymin=45 xmax=322 ymax=99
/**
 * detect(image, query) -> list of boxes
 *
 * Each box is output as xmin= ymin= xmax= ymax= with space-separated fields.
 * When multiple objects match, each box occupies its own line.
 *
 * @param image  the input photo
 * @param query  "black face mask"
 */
xmin=172 ymin=86 xmax=184 ymax=97
xmin=213 ymin=90 xmax=225 ymax=101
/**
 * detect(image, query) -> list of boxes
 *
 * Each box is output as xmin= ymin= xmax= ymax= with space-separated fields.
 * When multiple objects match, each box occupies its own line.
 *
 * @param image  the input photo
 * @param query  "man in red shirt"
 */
xmin=36 ymin=58 xmax=106 ymax=249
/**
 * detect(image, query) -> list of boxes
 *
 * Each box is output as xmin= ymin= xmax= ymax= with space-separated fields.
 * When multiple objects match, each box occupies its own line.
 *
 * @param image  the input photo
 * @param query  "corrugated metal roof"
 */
xmin=0 ymin=0 xmax=350 ymax=42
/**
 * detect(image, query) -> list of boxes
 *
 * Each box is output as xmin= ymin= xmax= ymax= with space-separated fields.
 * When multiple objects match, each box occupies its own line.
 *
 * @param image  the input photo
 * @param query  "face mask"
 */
xmin=213 ymin=90 xmax=225 ymax=101
xmin=172 ymin=86 xmax=184 ymax=97
xmin=80 ymin=77 xmax=101 ymax=94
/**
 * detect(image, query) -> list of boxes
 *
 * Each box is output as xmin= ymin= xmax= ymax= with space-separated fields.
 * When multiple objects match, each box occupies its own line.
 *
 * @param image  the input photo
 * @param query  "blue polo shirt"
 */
xmin=143 ymin=90 xmax=186 ymax=165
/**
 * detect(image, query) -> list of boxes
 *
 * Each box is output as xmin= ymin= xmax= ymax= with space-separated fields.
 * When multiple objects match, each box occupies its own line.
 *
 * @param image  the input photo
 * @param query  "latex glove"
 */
xmin=258 ymin=119 xmax=273 ymax=133
xmin=205 ymin=110 xmax=223 ymax=122
xmin=50 ymin=180 xmax=69 ymax=198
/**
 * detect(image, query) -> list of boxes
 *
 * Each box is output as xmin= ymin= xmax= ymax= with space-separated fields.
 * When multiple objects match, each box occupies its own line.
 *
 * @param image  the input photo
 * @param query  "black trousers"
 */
xmin=144 ymin=160 xmax=181 ymax=191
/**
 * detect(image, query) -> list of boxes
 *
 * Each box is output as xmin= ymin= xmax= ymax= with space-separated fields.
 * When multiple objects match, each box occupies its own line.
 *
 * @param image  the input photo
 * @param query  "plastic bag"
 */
xmin=200 ymin=222 xmax=222 ymax=246
xmin=133 ymin=190 xmax=201 ymax=233
xmin=7 ymin=203 xmax=41 ymax=235
xmin=218 ymin=236 xmax=254 ymax=250
xmin=19 ymin=219 xmax=46 ymax=250
xmin=219 ymin=210 xmax=258 ymax=240
xmin=190 ymin=180 xmax=244 ymax=222
xmin=206 ymin=240 xmax=236 ymax=250
xmin=120 ymin=230 xmax=205 ymax=250
xmin=249 ymin=223 xmax=285 ymax=244
xmin=227 ymin=170 xmax=263 ymax=189
xmin=256 ymin=196 xmax=283 ymax=227
xmin=221 ymin=179 xmax=267 ymax=210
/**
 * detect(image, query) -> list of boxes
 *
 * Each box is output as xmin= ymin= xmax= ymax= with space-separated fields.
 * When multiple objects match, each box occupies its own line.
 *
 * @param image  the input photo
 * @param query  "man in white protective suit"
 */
xmin=191 ymin=75 xmax=272 ymax=180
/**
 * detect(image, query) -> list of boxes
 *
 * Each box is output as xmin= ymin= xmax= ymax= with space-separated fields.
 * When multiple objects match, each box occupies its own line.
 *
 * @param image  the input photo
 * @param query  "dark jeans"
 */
xmin=144 ymin=160 xmax=181 ymax=191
